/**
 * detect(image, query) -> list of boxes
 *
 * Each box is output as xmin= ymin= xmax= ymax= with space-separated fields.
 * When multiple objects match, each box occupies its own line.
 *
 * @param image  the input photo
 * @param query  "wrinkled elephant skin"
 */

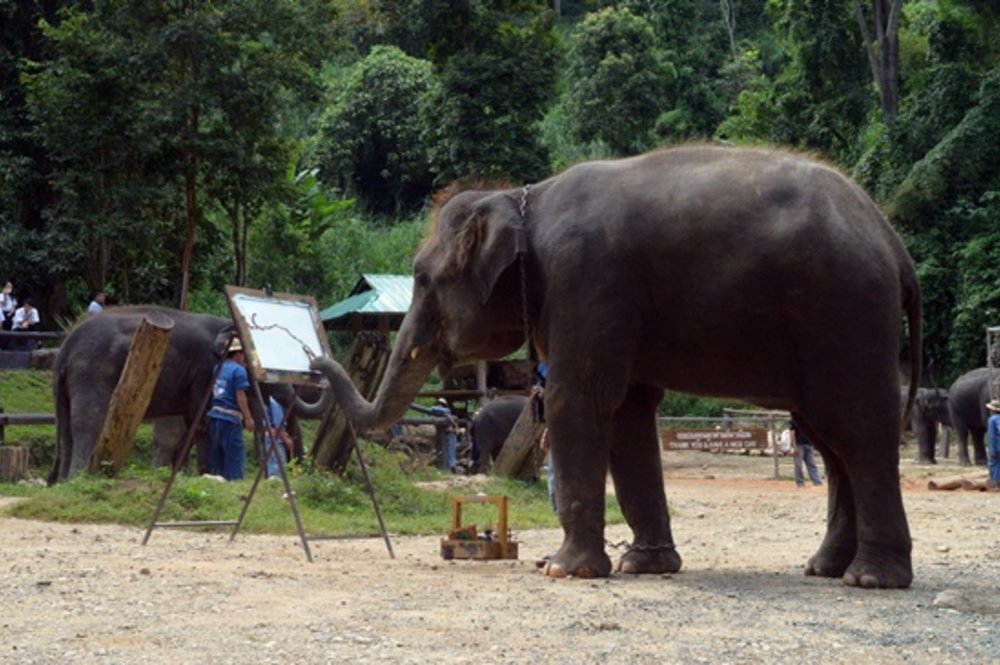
xmin=310 ymin=146 xmax=922 ymax=589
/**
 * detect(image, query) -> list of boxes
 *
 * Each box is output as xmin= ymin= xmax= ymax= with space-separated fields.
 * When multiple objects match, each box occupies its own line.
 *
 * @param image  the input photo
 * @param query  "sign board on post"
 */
xmin=660 ymin=428 xmax=769 ymax=451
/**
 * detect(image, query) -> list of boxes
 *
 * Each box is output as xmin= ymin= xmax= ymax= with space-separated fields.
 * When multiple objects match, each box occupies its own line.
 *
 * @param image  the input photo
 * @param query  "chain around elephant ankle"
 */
xmin=606 ymin=539 xmax=676 ymax=553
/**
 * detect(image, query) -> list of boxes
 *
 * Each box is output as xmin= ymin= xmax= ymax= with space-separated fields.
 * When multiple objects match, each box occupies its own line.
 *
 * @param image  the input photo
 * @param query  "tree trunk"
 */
xmin=0 ymin=446 xmax=29 ymax=482
xmin=853 ymin=0 xmax=901 ymax=124
xmin=88 ymin=312 xmax=174 ymax=475
xmin=312 ymin=331 xmax=391 ymax=472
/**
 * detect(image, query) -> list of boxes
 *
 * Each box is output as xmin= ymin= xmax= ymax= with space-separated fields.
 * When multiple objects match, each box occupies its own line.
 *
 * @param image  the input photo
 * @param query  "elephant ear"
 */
xmin=456 ymin=193 xmax=525 ymax=305
xmin=213 ymin=325 xmax=235 ymax=359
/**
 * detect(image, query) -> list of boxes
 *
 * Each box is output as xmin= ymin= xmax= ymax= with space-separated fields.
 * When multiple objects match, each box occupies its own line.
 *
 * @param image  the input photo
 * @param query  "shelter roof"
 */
xmin=320 ymin=274 xmax=412 ymax=331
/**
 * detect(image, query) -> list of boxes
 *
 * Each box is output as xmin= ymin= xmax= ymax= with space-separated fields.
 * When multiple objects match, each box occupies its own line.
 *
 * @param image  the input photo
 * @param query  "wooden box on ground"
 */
xmin=440 ymin=495 xmax=518 ymax=560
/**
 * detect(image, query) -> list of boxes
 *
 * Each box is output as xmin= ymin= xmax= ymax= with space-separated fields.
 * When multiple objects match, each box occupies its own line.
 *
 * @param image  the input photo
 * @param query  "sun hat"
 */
xmin=985 ymin=400 xmax=1000 ymax=412
xmin=228 ymin=337 xmax=243 ymax=353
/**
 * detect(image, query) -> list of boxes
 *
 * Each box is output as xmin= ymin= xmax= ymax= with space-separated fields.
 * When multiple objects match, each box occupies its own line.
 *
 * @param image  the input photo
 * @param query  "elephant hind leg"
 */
xmin=797 ymin=395 xmax=912 ymax=589
xmin=66 ymin=390 xmax=112 ymax=478
xmin=802 ymin=434 xmax=856 ymax=579
xmin=608 ymin=384 xmax=681 ymax=575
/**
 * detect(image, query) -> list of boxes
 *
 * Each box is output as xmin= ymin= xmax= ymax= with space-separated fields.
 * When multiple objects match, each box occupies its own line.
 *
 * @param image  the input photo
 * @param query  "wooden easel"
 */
xmin=143 ymin=288 xmax=395 ymax=561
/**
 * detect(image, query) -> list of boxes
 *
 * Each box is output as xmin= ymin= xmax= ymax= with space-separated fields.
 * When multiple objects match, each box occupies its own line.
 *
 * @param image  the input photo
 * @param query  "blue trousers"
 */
xmin=209 ymin=417 xmax=246 ymax=481
xmin=794 ymin=443 xmax=823 ymax=486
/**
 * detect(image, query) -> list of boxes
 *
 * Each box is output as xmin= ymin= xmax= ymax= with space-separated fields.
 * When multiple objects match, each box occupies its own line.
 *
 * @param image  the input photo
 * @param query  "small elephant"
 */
xmin=306 ymin=146 xmax=922 ymax=589
xmin=902 ymin=387 xmax=951 ymax=464
xmin=946 ymin=367 xmax=995 ymax=466
xmin=50 ymin=306 xmax=327 ymax=483
xmin=469 ymin=395 xmax=529 ymax=471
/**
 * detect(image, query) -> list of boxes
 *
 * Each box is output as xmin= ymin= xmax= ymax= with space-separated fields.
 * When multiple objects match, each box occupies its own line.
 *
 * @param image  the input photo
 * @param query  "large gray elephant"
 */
xmin=49 ymin=306 xmax=328 ymax=483
xmin=469 ymin=395 xmax=529 ymax=472
xmin=946 ymin=367 xmax=994 ymax=466
xmin=306 ymin=146 xmax=922 ymax=589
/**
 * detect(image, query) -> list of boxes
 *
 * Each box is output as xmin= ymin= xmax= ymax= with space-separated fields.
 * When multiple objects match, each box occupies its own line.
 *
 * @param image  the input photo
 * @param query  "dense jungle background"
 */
xmin=1 ymin=0 xmax=998 ymax=385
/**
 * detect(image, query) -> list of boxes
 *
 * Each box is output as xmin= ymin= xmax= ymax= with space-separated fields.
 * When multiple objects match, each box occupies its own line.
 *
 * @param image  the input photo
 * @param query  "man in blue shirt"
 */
xmin=790 ymin=418 xmax=823 ymax=487
xmin=207 ymin=337 xmax=255 ymax=480
xmin=986 ymin=400 xmax=1000 ymax=491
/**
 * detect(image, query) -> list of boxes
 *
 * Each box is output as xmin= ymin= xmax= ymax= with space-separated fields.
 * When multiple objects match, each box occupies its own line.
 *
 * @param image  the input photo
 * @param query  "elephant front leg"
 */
xmin=542 ymin=391 xmax=614 ymax=579
xmin=609 ymin=384 xmax=681 ymax=575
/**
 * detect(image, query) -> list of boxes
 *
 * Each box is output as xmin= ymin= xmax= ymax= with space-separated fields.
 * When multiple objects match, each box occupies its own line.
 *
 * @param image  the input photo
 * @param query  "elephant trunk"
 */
xmin=291 ymin=385 xmax=334 ymax=419
xmin=309 ymin=321 xmax=439 ymax=431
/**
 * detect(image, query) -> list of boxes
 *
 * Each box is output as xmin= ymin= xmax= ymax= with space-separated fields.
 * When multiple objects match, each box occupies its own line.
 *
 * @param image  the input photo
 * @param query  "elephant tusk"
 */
xmin=410 ymin=346 xmax=421 ymax=360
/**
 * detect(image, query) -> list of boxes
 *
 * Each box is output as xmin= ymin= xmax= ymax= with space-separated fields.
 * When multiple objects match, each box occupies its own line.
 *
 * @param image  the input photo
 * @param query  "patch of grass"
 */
xmin=1 ymin=442 xmax=623 ymax=536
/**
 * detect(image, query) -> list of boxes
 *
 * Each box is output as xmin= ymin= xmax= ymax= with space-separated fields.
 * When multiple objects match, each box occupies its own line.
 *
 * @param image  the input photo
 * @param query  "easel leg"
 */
xmin=143 ymin=353 xmax=228 ymax=545
xmin=348 ymin=422 xmax=395 ymax=559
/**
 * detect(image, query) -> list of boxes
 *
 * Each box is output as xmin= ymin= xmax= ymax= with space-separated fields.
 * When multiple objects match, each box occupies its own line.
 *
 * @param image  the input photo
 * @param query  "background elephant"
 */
xmin=469 ymin=395 xmax=529 ymax=472
xmin=50 ymin=306 xmax=326 ymax=483
xmin=946 ymin=367 xmax=996 ymax=466
xmin=901 ymin=387 xmax=951 ymax=464
xmin=307 ymin=146 xmax=921 ymax=589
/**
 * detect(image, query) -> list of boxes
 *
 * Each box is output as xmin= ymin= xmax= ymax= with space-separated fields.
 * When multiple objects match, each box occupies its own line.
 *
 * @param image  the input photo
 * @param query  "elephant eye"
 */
xmin=415 ymin=272 xmax=430 ymax=290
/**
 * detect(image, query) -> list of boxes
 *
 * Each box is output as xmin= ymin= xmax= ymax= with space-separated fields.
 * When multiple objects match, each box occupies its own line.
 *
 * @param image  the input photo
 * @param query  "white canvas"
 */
xmin=231 ymin=293 xmax=325 ymax=373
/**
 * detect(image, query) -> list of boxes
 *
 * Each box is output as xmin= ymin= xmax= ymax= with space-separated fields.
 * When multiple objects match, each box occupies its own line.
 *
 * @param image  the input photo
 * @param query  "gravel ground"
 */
xmin=1 ymin=451 xmax=998 ymax=664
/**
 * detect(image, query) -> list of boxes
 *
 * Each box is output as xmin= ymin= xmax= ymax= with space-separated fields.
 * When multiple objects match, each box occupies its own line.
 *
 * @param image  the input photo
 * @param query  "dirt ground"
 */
xmin=1 ymin=450 xmax=998 ymax=664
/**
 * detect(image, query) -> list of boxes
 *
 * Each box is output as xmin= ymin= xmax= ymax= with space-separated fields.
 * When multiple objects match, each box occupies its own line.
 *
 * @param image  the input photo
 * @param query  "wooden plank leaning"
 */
xmin=492 ymin=400 xmax=545 ymax=480
xmin=88 ymin=311 xmax=174 ymax=475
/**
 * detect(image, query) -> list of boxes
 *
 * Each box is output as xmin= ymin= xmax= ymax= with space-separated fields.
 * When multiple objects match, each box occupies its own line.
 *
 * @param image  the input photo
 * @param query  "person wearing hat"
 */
xmin=429 ymin=398 xmax=460 ymax=473
xmin=207 ymin=336 xmax=255 ymax=480
xmin=986 ymin=399 xmax=1000 ymax=491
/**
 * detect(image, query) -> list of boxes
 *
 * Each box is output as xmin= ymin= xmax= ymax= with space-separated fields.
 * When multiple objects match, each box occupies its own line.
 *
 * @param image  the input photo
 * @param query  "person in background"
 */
xmin=87 ymin=290 xmax=106 ymax=316
xmin=986 ymin=400 xmax=1000 ymax=492
xmin=206 ymin=337 xmax=255 ymax=480
xmin=0 ymin=281 xmax=15 ymax=330
xmin=11 ymin=297 xmax=40 ymax=351
xmin=790 ymin=417 xmax=823 ymax=488
xmin=263 ymin=395 xmax=295 ymax=479
xmin=430 ymin=398 xmax=460 ymax=473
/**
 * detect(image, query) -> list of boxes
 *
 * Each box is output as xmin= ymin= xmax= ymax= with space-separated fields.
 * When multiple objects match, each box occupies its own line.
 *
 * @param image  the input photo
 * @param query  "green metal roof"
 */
xmin=320 ymin=274 xmax=413 ymax=330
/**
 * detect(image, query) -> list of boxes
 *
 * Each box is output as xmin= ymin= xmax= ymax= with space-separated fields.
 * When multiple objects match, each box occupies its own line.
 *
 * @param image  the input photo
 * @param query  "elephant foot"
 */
xmin=804 ymin=544 xmax=855 ymax=579
xmin=842 ymin=549 xmax=912 ymax=589
xmin=616 ymin=544 xmax=682 ymax=575
xmin=541 ymin=548 xmax=612 ymax=579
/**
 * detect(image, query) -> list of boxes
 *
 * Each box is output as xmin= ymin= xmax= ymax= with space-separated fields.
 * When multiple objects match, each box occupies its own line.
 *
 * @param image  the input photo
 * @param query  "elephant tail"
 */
xmin=901 ymin=267 xmax=922 ymax=429
xmin=48 ymin=363 xmax=71 ymax=485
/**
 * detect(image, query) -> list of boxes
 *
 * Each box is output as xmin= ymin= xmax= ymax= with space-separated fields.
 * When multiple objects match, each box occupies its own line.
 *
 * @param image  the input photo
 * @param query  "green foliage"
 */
xmin=316 ymin=45 xmax=438 ymax=214
xmin=563 ymin=6 xmax=675 ymax=154
xmin=892 ymin=68 xmax=1000 ymax=234
xmin=658 ymin=392 xmax=750 ymax=418
xmin=0 ymin=442 xmax=588 ymax=536
xmin=424 ymin=7 xmax=559 ymax=182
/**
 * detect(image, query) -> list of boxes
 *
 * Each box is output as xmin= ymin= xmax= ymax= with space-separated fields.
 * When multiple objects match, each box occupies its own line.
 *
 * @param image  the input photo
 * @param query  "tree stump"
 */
xmin=492 ymin=402 xmax=545 ymax=481
xmin=0 ymin=446 xmax=29 ymax=482
xmin=88 ymin=312 xmax=174 ymax=475
xmin=312 ymin=331 xmax=390 ymax=472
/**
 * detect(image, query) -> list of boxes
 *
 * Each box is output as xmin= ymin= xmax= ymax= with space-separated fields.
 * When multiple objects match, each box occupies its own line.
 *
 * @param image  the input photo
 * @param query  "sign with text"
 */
xmin=660 ymin=427 xmax=769 ymax=451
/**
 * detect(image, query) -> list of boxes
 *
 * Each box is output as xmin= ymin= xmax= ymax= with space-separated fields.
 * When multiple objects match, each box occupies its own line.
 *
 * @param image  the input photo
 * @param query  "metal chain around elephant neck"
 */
xmin=517 ymin=184 xmax=533 ymax=358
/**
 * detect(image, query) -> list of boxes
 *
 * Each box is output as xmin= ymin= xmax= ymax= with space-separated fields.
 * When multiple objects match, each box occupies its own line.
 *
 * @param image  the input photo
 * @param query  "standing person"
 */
xmin=986 ymin=400 xmax=1000 ymax=492
xmin=532 ymin=360 xmax=555 ymax=512
xmin=207 ymin=337 xmax=255 ymax=480
xmin=11 ymin=297 xmax=40 ymax=351
xmin=0 ymin=281 xmax=15 ymax=330
xmin=263 ymin=395 xmax=295 ymax=479
xmin=790 ymin=418 xmax=823 ymax=488
xmin=87 ymin=290 xmax=106 ymax=316
xmin=430 ymin=398 xmax=460 ymax=473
